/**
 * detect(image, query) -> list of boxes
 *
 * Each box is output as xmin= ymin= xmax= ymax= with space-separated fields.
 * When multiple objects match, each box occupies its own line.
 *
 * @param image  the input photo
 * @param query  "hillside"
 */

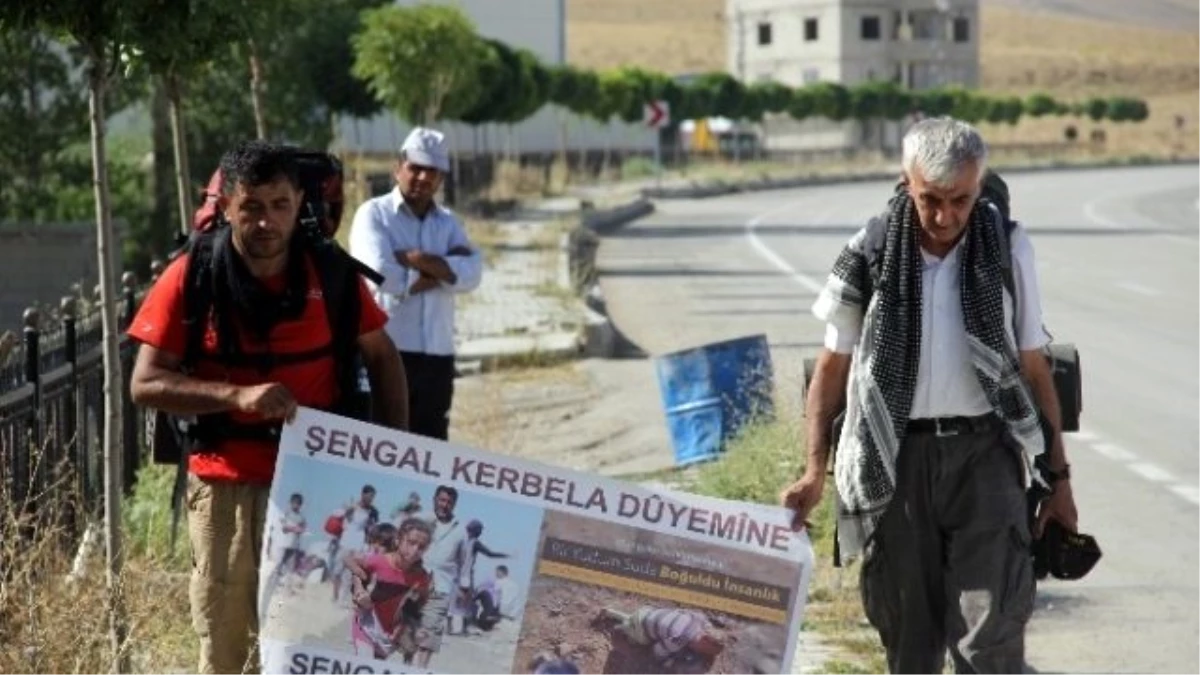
xmin=567 ymin=0 xmax=1199 ymax=156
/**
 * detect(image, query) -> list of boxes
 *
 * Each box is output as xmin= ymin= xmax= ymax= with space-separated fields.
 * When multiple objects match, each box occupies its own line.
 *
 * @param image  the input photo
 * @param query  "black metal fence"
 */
xmin=0 ymin=272 xmax=148 ymax=527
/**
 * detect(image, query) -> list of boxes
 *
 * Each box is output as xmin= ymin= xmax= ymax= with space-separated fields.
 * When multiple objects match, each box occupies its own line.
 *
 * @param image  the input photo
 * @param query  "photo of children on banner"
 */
xmin=262 ymin=477 xmax=526 ymax=669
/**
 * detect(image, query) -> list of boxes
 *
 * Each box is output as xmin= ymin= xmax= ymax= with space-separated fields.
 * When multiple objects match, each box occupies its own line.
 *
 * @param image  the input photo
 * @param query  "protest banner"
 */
xmin=257 ymin=407 xmax=815 ymax=674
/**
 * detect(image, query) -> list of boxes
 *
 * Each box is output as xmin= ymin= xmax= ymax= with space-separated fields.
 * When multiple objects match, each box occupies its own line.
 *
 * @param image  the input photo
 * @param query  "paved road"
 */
xmin=596 ymin=164 xmax=1199 ymax=673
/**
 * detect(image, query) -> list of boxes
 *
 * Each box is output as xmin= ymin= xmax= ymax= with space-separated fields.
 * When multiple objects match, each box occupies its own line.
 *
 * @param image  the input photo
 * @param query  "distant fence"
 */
xmin=0 ymin=272 xmax=148 ymax=532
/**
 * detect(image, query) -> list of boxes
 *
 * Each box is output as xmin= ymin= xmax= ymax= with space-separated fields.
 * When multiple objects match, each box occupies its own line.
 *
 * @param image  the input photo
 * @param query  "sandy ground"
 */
xmin=261 ymin=573 xmax=526 ymax=672
xmin=512 ymin=576 xmax=789 ymax=674
xmin=450 ymin=358 xmax=681 ymax=478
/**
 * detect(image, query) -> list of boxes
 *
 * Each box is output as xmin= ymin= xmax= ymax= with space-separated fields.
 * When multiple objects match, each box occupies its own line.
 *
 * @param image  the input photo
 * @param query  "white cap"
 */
xmin=400 ymin=127 xmax=450 ymax=173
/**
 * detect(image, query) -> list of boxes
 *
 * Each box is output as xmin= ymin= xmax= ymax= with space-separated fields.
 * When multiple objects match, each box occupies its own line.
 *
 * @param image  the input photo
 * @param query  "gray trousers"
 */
xmin=860 ymin=424 xmax=1035 ymax=674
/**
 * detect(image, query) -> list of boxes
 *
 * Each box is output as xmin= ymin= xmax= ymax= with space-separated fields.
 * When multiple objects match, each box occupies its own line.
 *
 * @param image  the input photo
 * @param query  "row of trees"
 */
xmin=353 ymin=4 xmax=1150 ymax=134
xmin=0 ymin=1 xmax=1157 ymax=668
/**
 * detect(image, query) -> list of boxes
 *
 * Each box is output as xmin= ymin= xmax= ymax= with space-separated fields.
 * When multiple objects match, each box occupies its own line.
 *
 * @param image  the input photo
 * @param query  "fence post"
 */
xmin=61 ymin=296 xmax=83 ymax=512
xmin=19 ymin=307 xmax=41 ymax=514
xmin=150 ymin=258 xmax=165 ymax=283
xmin=120 ymin=272 xmax=139 ymax=495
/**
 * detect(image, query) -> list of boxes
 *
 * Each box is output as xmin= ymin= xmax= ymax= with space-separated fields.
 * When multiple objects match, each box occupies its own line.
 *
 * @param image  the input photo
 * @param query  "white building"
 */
xmin=338 ymin=0 xmax=655 ymax=158
xmin=726 ymin=0 xmax=981 ymax=151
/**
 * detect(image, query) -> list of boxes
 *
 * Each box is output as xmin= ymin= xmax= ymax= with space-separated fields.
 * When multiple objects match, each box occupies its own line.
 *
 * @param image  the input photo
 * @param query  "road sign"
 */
xmin=644 ymin=100 xmax=670 ymax=129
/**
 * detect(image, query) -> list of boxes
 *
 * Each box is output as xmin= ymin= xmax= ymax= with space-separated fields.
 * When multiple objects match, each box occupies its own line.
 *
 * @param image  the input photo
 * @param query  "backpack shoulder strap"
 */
xmin=989 ymin=204 xmax=1022 ymax=347
xmin=311 ymin=243 xmax=366 ymax=418
xmin=181 ymin=230 xmax=219 ymax=371
xmin=992 ymin=205 xmax=1017 ymax=300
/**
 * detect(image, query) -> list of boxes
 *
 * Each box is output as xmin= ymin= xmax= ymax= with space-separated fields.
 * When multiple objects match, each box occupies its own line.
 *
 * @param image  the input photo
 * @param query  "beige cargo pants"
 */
xmin=186 ymin=474 xmax=270 ymax=674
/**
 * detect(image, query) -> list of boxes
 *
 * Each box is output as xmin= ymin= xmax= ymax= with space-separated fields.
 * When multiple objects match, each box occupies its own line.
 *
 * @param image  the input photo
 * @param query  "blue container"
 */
xmin=654 ymin=334 xmax=775 ymax=466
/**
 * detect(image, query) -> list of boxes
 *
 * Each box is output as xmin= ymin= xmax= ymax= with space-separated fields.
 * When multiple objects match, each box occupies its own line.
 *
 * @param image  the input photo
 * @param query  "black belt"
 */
xmin=907 ymin=413 xmax=1001 ymax=437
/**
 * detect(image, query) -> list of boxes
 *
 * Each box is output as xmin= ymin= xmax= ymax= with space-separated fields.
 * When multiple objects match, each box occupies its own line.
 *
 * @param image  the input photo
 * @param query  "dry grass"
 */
xmin=567 ymin=0 xmax=726 ymax=75
xmin=567 ymin=0 xmax=1199 ymax=158
xmin=0 ymin=464 xmax=195 ymax=674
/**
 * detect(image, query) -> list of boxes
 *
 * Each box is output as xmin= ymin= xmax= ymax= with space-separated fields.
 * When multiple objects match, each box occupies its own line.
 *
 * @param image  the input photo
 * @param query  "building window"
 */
xmin=757 ymin=21 xmax=772 ymax=45
xmin=953 ymin=16 xmax=970 ymax=42
xmin=802 ymin=67 xmax=820 ymax=84
xmin=804 ymin=17 xmax=818 ymax=41
xmin=861 ymin=15 xmax=881 ymax=40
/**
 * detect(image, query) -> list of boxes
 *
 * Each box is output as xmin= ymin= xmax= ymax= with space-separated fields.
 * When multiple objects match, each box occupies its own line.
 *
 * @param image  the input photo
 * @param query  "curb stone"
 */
xmin=454 ymin=197 xmax=657 ymax=371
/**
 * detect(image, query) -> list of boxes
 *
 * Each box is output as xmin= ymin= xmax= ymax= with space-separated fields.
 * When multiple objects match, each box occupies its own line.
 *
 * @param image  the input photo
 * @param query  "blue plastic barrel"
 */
xmin=654 ymin=334 xmax=775 ymax=466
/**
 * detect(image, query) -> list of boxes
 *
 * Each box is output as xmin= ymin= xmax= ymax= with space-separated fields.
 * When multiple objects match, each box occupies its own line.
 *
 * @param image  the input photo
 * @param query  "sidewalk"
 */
xmin=453 ymin=196 xmax=589 ymax=370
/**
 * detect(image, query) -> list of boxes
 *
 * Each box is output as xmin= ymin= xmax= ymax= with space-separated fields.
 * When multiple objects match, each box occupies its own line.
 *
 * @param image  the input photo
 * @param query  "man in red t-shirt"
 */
xmin=128 ymin=141 xmax=409 ymax=674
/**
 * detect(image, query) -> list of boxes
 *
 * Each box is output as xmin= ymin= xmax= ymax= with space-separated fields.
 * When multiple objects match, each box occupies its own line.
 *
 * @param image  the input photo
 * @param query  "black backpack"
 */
xmin=144 ymin=150 xmax=384 ymax=545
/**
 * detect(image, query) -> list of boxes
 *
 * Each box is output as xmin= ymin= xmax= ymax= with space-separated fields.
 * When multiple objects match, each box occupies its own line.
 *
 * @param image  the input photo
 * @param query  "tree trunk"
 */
xmin=150 ymin=82 xmax=175 ymax=248
xmin=86 ymin=46 xmax=129 ymax=675
xmin=248 ymin=39 xmax=268 ymax=139
xmin=165 ymin=74 xmax=194 ymax=238
xmin=558 ymin=109 xmax=570 ymax=186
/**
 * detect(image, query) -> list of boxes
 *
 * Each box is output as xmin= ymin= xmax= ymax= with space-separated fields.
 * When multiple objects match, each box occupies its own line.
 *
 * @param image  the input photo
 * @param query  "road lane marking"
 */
xmin=1072 ymin=429 xmax=1097 ymax=443
xmin=1089 ymin=441 xmax=1137 ymax=462
xmin=1116 ymin=281 xmax=1161 ymax=297
xmin=744 ymin=205 xmax=826 ymax=294
xmin=1083 ymin=197 xmax=1125 ymax=229
xmin=1170 ymin=485 xmax=1200 ymax=505
xmin=1128 ymin=462 xmax=1175 ymax=483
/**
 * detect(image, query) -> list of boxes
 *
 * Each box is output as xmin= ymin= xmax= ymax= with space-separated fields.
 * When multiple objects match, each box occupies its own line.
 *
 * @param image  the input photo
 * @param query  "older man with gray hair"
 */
xmin=781 ymin=116 xmax=1079 ymax=673
xmin=350 ymin=126 xmax=483 ymax=440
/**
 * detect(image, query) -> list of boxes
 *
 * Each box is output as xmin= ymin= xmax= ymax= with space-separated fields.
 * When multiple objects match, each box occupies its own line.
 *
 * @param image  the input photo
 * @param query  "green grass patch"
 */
xmin=679 ymin=410 xmax=885 ymax=672
xmin=687 ymin=412 xmax=836 ymax=552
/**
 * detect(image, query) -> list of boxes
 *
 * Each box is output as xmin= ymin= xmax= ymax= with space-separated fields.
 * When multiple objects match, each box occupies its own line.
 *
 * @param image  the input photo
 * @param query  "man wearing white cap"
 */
xmin=349 ymin=127 xmax=483 ymax=440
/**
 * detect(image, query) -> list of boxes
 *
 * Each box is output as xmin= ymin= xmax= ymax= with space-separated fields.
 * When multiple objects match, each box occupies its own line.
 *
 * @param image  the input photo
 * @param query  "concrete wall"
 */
xmin=0 ymin=222 xmax=119 ymax=331
xmin=339 ymin=0 xmax=656 ymax=156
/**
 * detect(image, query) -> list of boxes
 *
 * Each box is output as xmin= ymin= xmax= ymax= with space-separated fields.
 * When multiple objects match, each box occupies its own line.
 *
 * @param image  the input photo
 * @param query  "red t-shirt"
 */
xmin=360 ymin=553 xmax=431 ymax=635
xmin=127 ymin=253 xmax=388 ymax=484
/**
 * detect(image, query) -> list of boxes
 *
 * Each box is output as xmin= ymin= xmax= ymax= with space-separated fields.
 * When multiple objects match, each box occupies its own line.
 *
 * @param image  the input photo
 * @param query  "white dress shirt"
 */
xmin=824 ymin=223 xmax=1051 ymax=418
xmin=349 ymin=188 xmax=483 ymax=356
xmin=425 ymin=516 xmax=470 ymax=595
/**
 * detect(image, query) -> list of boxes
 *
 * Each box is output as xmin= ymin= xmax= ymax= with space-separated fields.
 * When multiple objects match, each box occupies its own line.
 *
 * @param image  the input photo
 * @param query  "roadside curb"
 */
xmin=571 ymin=198 xmax=657 ymax=359
xmin=640 ymin=156 xmax=1200 ymax=200
xmin=581 ymin=197 xmax=656 ymax=234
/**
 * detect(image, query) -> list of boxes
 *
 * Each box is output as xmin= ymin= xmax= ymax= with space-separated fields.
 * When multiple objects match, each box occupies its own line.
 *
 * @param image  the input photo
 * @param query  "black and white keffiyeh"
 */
xmin=812 ymin=186 xmax=1046 ymax=560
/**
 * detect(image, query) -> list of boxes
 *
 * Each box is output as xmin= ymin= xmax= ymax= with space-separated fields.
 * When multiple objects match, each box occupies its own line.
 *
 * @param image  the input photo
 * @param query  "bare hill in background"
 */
xmin=567 ymin=0 xmax=1199 ymax=156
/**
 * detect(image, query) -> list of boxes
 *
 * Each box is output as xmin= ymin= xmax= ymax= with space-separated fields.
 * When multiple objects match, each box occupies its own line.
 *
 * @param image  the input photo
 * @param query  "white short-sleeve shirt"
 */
xmin=823 ymin=223 xmax=1051 ymax=419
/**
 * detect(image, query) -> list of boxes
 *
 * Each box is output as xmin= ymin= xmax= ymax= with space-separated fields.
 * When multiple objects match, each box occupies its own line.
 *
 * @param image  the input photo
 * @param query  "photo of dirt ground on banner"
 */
xmin=511 ymin=512 xmax=800 ymax=674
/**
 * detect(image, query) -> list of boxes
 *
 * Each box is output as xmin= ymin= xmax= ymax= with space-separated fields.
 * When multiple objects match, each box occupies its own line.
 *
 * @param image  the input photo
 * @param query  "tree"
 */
xmin=352 ymin=4 xmax=486 ymax=125
xmin=122 ymin=0 xmax=242 ymax=238
xmin=1085 ymin=97 xmax=1108 ymax=122
xmin=0 ymin=27 xmax=89 ymax=221
xmin=184 ymin=43 xmax=335 ymax=187
xmin=283 ymin=0 xmax=388 ymax=138
xmin=1 ymin=2 xmax=130 ymax=669
xmin=1025 ymin=92 xmax=1057 ymax=118
xmin=807 ymin=82 xmax=852 ymax=122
